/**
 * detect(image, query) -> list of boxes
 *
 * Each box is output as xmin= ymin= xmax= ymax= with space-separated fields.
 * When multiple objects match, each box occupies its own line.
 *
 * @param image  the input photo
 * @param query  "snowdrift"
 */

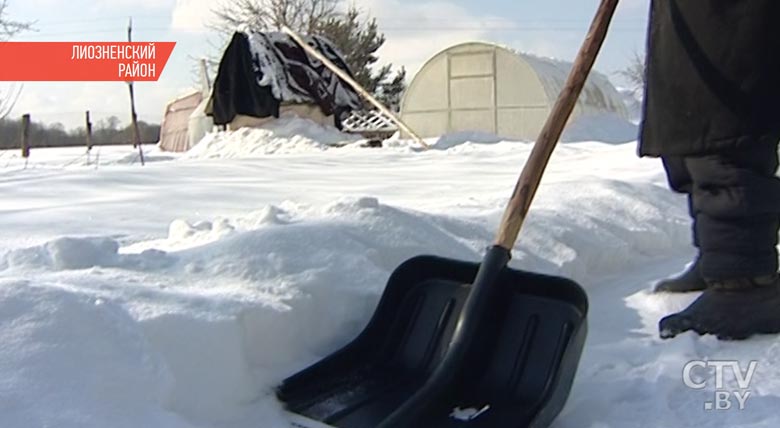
xmin=2 ymin=139 xmax=779 ymax=428
xmin=0 ymin=184 xmax=713 ymax=428
xmin=185 ymin=116 xmax=362 ymax=158
xmin=561 ymin=113 xmax=639 ymax=144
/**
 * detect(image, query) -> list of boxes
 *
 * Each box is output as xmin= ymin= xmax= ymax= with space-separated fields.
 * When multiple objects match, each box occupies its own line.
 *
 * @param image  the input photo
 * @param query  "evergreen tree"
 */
xmin=376 ymin=66 xmax=406 ymax=112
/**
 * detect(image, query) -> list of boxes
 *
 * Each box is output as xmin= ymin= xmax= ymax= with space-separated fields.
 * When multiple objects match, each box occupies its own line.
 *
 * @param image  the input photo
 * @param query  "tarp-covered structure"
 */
xmin=159 ymin=91 xmax=208 ymax=152
xmin=207 ymin=31 xmax=363 ymax=130
xmin=159 ymin=57 xmax=215 ymax=153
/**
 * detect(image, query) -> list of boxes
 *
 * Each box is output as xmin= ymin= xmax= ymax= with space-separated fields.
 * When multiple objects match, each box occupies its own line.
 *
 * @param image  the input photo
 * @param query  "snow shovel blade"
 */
xmin=277 ymin=250 xmax=588 ymax=428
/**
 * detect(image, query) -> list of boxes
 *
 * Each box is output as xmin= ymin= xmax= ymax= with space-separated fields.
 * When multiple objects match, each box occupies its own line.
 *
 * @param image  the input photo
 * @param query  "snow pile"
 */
xmin=382 ymin=119 xmax=636 ymax=151
xmin=418 ymin=115 xmax=640 ymax=148
xmin=3 ymin=140 xmax=780 ymax=428
xmin=0 ymin=184 xmax=690 ymax=428
xmin=430 ymin=131 xmax=507 ymax=149
xmin=381 ymin=130 xmax=509 ymax=152
xmin=562 ymin=113 xmax=639 ymax=144
xmin=3 ymin=236 xmax=175 ymax=271
xmin=185 ymin=116 xmax=361 ymax=158
xmin=0 ymin=281 xmax=189 ymax=428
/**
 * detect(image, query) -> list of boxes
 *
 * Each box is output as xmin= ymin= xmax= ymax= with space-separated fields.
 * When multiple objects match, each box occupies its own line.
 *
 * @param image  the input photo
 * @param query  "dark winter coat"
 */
xmin=208 ymin=32 xmax=362 ymax=127
xmin=639 ymin=0 xmax=780 ymax=157
xmin=209 ymin=33 xmax=280 ymax=126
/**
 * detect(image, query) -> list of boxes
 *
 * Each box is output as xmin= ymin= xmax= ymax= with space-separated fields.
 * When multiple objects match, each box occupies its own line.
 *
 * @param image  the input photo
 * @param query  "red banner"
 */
xmin=0 ymin=42 xmax=176 ymax=81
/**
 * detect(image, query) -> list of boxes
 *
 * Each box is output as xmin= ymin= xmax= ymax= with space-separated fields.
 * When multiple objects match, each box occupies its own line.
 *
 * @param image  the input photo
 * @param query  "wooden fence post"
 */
xmin=85 ymin=110 xmax=93 ymax=152
xmin=127 ymin=17 xmax=145 ymax=166
xmin=20 ymin=114 xmax=30 ymax=159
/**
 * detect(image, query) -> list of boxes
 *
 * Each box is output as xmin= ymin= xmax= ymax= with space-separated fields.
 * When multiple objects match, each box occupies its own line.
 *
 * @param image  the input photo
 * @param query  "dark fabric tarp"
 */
xmin=208 ymin=31 xmax=362 ymax=127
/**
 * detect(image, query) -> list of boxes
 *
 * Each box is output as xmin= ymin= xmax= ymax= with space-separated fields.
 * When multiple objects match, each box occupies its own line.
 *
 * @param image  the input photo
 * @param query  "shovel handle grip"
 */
xmin=495 ymin=0 xmax=620 ymax=250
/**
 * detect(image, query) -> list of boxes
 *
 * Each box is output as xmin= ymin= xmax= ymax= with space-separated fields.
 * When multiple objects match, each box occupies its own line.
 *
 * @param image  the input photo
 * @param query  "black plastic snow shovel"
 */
xmin=277 ymin=1 xmax=618 ymax=427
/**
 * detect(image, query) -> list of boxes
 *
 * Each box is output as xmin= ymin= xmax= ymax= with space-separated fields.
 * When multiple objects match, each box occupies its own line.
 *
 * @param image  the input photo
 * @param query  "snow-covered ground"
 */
xmin=1 ymin=118 xmax=777 ymax=428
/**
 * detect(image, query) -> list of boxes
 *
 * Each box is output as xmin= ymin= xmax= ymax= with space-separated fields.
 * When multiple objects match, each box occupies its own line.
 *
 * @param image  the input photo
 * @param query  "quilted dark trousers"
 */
xmin=662 ymin=138 xmax=780 ymax=280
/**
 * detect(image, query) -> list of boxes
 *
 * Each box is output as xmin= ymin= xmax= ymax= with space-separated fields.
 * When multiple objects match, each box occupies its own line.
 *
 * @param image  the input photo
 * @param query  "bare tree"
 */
xmin=0 ymin=83 xmax=22 ymax=119
xmin=616 ymin=51 xmax=646 ymax=95
xmin=202 ymin=0 xmax=338 ymax=88
xmin=0 ymin=0 xmax=32 ymax=119
xmin=0 ymin=0 xmax=32 ymax=41
xmin=211 ymin=0 xmax=339 ymax=34
xmin=210 ymin=0 xmax=405 ymax=102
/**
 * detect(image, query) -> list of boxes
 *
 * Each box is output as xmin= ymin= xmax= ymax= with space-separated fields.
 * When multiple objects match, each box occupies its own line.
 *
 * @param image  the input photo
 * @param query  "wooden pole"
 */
xmin=199 ymin=58 xmax=211 ymax=93
xmin=20 ymin=113 xmax=30 ymax=159
xmin=127 ymin=17 xmax=145 ymax=165
xmin=494 ymin=0 xmax=619 ymax=250
xmin=85 ymin=110 xmax=93 ymax=151
xmin=281 ymin=26 xmax=429 ymax=150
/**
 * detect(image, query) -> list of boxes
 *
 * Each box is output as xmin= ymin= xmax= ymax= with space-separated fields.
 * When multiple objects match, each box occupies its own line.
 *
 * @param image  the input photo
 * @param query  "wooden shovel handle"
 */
xmin=494 ymin=0 xmax=620 ymax=250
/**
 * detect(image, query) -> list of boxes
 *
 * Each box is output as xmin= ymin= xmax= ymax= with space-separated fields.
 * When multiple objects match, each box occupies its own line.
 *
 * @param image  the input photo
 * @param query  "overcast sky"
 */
xmin=5 ymin=0 xmax=650 ymax=129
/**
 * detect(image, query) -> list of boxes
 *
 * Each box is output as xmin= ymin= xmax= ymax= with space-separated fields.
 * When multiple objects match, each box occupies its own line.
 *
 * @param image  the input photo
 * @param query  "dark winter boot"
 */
xmin=653 ymin=258 xmax=707 ymax=293
xmin=659 ymin=274 xmax=780 ymax=340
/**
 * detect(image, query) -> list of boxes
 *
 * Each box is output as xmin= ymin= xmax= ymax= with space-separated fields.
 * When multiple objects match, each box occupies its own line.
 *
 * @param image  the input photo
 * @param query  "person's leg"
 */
xmin=689 ymin=138 xmax=780 ymax=280
xmin=653 ymin=157 xmax=707 ymax=292
xmin=660 ymin=137 xmax=780 ymax=340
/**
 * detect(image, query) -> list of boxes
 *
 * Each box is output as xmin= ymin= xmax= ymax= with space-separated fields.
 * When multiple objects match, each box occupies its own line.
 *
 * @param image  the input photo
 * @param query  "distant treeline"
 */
xmin=0 ymin=116 xmax=160 ymax=150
